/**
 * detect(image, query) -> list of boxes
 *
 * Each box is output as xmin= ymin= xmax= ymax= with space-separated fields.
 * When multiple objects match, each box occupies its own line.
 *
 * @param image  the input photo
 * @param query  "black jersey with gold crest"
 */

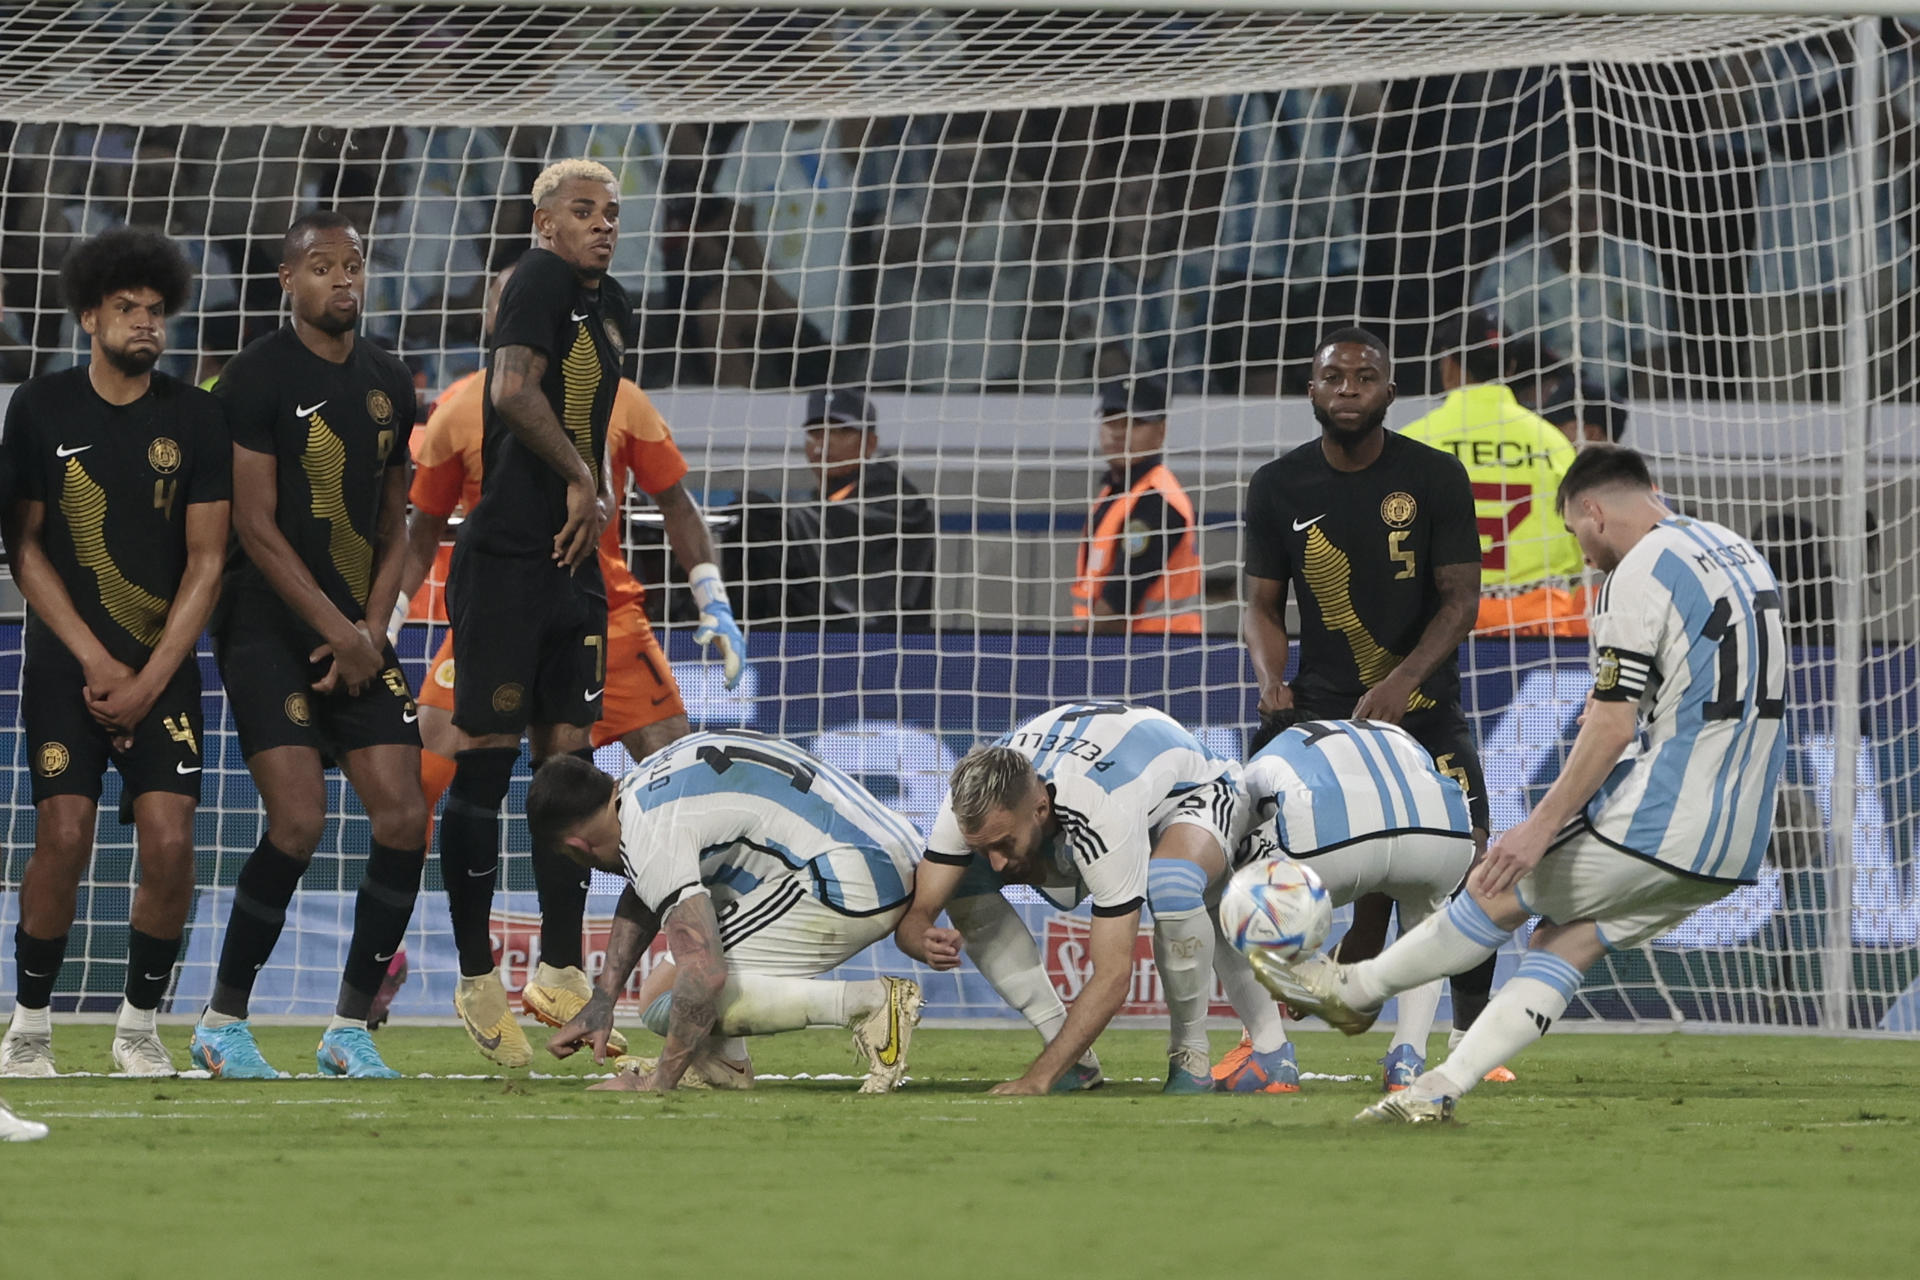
xmin=3 ymin=367 xmax=230 ymax=667
xmin=1244 ymin=431 xmax=1479 ymax=709
xmin=215 ymin=325 xmax=414 ymax=638
xmin=465 ymin=246 xmax=634 ymax=566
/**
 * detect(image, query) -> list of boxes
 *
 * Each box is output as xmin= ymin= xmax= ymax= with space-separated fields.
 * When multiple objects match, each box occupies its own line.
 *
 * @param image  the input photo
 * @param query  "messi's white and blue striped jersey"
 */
xmin=1583 ymin=517 xmax=1788 ymax=884
xmin=615 ymin=730 xmax=921 ymax=918
xmin=1243 ymin=720 xmax=1473 ymax=856
xmin=926 ymin=703 xmax=1241 ymax=915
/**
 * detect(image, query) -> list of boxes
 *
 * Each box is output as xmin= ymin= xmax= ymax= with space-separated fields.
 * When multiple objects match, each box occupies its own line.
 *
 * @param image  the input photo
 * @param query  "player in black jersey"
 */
xmin=0 ymin=228 xmax=229 ymax=1079
xmin=438 ymin=158 xmax=741 ymax=1066
xmin=1235 ymin=327 xmax=1504 ymax=1090
xmin=188 ymin=211 xmax=425 ymax=1081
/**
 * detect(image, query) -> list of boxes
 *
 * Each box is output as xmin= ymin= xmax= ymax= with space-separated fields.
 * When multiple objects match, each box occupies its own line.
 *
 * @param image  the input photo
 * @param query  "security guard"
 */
xmin=1070 ymin=375 xmax=1202 ymax=634
xmin=1400 ymin=309 xmax=1587 ymax=637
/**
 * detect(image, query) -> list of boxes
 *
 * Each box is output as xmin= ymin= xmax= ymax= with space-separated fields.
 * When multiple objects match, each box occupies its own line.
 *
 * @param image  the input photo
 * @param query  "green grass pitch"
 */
xmin=0 ymin=1027 xmax=1913 ymax=1279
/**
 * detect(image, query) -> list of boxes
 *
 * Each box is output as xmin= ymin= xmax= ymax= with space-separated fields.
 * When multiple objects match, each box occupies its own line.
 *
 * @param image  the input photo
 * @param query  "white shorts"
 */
xmin=711 ymin=874 xmax=905 ymax=977
xmin=1298 ymin=830 xmax=1475 ymax=924
xmin=1152 ymin=778 xmax=1246 ymax=867
xmin=1516 ymin=826 xmax=1734 ymax=951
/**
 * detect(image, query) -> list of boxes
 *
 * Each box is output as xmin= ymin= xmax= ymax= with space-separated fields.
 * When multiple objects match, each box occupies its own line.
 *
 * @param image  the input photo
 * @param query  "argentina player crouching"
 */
xmin=897 ymin=702 xmax=1294 ymax=1095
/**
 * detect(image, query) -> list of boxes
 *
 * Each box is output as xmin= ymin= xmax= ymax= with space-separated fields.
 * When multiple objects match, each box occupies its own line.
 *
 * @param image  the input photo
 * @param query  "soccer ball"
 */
xmin=1218 ymin=857 xmax=1332 ymax=962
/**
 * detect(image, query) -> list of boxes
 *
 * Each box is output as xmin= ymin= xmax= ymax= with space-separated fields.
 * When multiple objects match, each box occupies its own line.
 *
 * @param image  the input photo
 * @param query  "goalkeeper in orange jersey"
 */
xmin=386 ymin=261 xmax=738 ymax=1059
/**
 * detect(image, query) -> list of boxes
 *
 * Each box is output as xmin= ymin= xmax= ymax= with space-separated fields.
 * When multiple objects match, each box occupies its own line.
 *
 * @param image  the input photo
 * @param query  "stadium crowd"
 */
xmin=1 ymin=21 xmax=1918 ymax=412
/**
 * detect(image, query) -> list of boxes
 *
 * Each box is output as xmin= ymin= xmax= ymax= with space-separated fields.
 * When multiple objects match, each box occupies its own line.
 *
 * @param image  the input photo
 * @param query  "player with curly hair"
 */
xmin=0 ymin=227 xmax=230 ymax=1079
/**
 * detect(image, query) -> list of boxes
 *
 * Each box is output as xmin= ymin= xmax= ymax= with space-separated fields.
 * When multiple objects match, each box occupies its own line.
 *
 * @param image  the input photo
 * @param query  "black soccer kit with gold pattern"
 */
xmin=212 ymin=325 xmax=419 ymax=758
xmin=1244 ymin=430 xmax=1491 ymax=830
xmin=4 ymin=367 xmax=230 ymax=804
xmin=448 ymin=246 xmax=633 ymax=736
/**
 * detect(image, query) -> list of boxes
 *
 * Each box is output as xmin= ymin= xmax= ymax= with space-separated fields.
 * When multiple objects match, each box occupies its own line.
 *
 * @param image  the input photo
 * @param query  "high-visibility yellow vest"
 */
xmin=1399 ymin=384 xmax=1583 ymax=593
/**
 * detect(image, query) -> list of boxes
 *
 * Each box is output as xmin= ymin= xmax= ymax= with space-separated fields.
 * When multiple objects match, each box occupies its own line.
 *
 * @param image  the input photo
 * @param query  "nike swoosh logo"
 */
xmin=1292 ymin=514 xmax=1327 ymax=531
xmin=20 ymin=967 xmax=51 ymax=979
xmin=570 ymin=311 xmax=590 ymax=322
xmin=55 ymin=443 xmax=93 ymax=458
xmin=474 ymin=1027 xmax=502 ymax=1051
xmin=402 ymin=710 xmax=419 ymax=723
xmin=584 ymin=687 xmax=604 ymax=702
xmin=877 ymin=993 xmax=904 ymax=1067
xmin=650 ymin=692 xmax=676 ymax=707
xmin=143 ymin=970 xmax=172 ymax=982
xmin=373 ymin=951 xmax=396 ymax=963
xmin=295 ymin=400 xmax=327 ymax=417
xmin=466 ymin=863 xmax=498 ymax=879
xmin=176 ymin=763 xmax=203 ymax=774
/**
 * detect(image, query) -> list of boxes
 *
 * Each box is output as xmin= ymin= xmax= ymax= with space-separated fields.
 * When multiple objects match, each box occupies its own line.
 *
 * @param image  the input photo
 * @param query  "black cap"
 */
xmin=804 ymin=387 xmax=877 ymax=428
xmin=1097 ymin=375 xmax=1169 ymax=421
xmin=1539 ymin=375 xmax=1630 ymax=442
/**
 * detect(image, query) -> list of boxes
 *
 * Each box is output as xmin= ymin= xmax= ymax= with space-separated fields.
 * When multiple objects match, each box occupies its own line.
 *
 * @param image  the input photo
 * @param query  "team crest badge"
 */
xmin=1123 ymin=518 xmax=1151 ymax=558
xmin=603 ymin=317 xmax=626 ymax=357
xmin=148 ymin=437 xmax=181 ymax=474
xmin=366 ymin=389 xmax=395 ymax=426
xmin=284 ymin=693 xmax=312 ymax=727
xmin=1380 ymin=492 xmax=1417 ymax=528
xmin=434 ymin=660 xmax=457 ymax=690
xmin=492 ymin=683 xmax=525 ymax=714
xmin=36 ymin=743 xmax=69 ymax=777
xmin=1595 ymin=649 xmax=1621 ymax=693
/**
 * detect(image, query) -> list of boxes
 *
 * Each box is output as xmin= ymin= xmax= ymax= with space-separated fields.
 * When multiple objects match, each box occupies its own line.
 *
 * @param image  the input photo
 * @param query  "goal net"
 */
xmin=0 ymin=2 xmax=1915 ymax=1036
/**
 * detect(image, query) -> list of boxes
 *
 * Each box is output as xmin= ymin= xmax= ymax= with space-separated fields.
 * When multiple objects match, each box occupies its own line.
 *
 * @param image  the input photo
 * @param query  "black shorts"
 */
xmin=23 ymin=631 xmax=204 ymax=810
xmin=1297 ymin=694 xmax=1489 ymax=834
xmin=214 ymin=609 xmax=419 ymax=760
xmin=446 ymin=544 xmax=607 ymax=737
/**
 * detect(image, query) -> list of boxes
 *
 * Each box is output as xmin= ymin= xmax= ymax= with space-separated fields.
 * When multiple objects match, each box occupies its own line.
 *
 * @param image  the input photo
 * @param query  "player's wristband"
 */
xmin=387 ymin=592 xmax=411 ymax=643
xmin=689 ymin=562 xmax=732 ymax=614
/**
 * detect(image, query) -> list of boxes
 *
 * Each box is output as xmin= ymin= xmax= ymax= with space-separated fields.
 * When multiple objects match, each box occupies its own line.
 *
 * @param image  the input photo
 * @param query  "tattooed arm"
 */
xmin=646 ymin=894 xmax=730 ymax=1093
xmin=547 ymin=885 xmax=658 ymax=1063
xmin=488 ymin=343 xmax=606 ymax=568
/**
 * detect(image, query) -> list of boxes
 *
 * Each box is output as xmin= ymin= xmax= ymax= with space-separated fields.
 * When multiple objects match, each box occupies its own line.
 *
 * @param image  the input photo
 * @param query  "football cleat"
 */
xmin=367 ymin=948 xmax=409 ymax=1031
xmin=0 ymin=1097 xmax=49 ymax=1142
xmin=112 ymin=1030 xmax=178 ymax=1078
xmin=1381 ymin=1044 xmax=1425 ymax=1093
xmin=454 ymin=970 xmax=533 ymax=1069
xmin=1355 ymin=1091 xmax=1457 ymax=1125
xmin=0 ymin=1027 xmax=55 ymax=1078
xmin=521 ymin=963 xmax=628 ymax=1055
xmin=1209 ymin=1033 xmax=1254 ymax=1085
xmin=1483 ymin=1065 xmax=1518 ymax=1084
xmin=850 ymin=976 xmax=921 ymax=1094
xmin=189 ymin=1020 xmax=279 ymax=1079
xmin=1163 ymin=1047 xmax=1214 ymax=1094
xmin=317 ymin=1026 xmax=401 ymax=1079
xmin=611 ymin=1052 xmax=755 ymax=1091
xmin=1052 ymin=1058 xmax=1106 ymax=1094
xmin=1215 ymin=1042 xmax=1300 ymax=1094
xmin=1249 ymin=950 xmax=1379 ymax=1036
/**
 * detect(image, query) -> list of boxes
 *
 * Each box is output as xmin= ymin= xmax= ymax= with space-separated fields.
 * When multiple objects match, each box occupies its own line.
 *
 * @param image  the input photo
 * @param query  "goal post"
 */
xmin=0 ymin=2 xmax=1914 ymax=1035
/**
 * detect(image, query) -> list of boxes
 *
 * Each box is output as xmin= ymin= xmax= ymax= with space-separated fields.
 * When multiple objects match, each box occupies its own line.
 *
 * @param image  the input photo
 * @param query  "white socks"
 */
xmin=8 ymin=1005 xmax=51 ymax=1037
xmin=325 ymin=1014 xmax=368 ymax=1033
xmin=711 ymin=974 xmax=877 ymax=1036
xmin=116 ymin=1002 xmax=158 ymax=1036
xmin=1152 ymin=908 xmax=1216 ymax=1058
xmin=946 ymin=891 xmax=1069 ymax=1043
xmin=1348 ymin=893 xmax=1511 ymax=1007
xmin=1419 ymin=951 xmax=1586 ymax=1101
xmin=1388 ymin=978 xmax=1443 ymax=1059
xmin=1212 ymin=927 xmax=1290 ymax=1054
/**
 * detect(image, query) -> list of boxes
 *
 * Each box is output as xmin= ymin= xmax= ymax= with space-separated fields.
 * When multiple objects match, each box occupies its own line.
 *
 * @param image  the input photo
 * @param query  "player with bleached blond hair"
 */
xmin=433 ymin=158 xmax=742 ymax=1067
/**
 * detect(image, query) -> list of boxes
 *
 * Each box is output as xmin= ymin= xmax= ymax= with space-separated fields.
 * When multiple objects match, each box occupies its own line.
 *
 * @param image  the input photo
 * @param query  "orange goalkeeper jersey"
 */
xmin=409 ymin=370 xmax=689 ymax=615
